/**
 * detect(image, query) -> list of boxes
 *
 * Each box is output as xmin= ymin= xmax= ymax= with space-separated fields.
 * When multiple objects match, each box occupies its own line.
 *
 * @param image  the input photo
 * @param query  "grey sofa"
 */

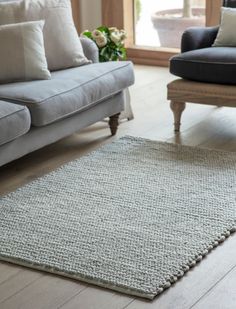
xmin=0 ymin=38 xmax=134 ymax=167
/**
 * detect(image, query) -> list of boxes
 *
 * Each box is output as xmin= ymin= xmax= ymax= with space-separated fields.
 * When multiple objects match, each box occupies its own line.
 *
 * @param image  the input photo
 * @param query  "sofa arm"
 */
xmin=181 ymin=26 xmax=219 ymax=53
xmin=80 ymin=37 xmax=99 ymax=63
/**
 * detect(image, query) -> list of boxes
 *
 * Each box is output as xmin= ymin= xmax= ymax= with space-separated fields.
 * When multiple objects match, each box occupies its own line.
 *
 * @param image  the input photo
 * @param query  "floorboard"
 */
xmin=59 ymin=286 xmax=133 ymax=309
xmin=0 ymin=274 xmax=86 ymax=309
xmin=0 ymin=269 xmax=43 ymax=305
xmin=191 ymin=265 xmax=236 ymax=309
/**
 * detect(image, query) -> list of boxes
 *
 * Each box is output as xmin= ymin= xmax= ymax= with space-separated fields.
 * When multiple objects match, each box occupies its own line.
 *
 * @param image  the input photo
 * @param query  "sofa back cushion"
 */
xmin=0 ymin=0 xmax=90 ymax=71
xmin=224 ymin=0 xmax=236 ymax=8
xmin=0 ymin=20 xmax=51 ymax=83
xmin=0 ymin=1 xmax=23 ymax=24
xmin=24 ymin=0 xmax=90 ymax=71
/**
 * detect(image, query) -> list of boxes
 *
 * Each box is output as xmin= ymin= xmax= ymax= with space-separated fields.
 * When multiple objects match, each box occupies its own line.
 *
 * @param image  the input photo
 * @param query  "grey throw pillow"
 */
xmin=213 ymin=7 xmax=236 ymax=47
xmin=0 ymin=20 xmax=51 ymax=83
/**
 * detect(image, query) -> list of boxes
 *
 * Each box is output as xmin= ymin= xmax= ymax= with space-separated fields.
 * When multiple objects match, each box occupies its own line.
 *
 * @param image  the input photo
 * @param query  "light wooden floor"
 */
xmin=1 ymin=65 xmax=236 ymax=309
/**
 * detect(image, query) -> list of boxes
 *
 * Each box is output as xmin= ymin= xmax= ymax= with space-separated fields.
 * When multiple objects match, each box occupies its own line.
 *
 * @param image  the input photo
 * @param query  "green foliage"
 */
xmin=82 ymin=31 xmax=92 ymax=39
xmin=82 ymin=26 xmax=127 ymax=63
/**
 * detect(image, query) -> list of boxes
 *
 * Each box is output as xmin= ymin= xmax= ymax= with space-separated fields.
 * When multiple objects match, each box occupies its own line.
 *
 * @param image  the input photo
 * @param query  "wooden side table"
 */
xmin=168 ymin=79 xmax=236 ymax=132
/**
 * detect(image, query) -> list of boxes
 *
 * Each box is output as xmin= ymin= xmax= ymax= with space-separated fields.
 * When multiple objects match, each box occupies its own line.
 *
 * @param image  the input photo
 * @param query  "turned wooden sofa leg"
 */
xmin=109 ymin=113 xmax=120 ymax=136
xmin=170 ymin=101 xmax=186 ymax=132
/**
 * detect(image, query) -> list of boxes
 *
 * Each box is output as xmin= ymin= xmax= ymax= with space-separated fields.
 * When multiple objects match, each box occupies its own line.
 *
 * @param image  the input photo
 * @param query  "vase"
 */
xmin=151 ymin=8 xmax=205 ymax=49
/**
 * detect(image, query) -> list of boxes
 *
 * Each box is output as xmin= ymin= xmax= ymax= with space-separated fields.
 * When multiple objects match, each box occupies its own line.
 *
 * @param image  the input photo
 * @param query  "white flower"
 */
xmin=110 ymin=32 xmax=121 ymax=45
xmin=81 ymin=30 xmax=89 ymax=35
xmin=92 ymin=29 xmax=103 ymax=39
xmin=96 ymin=35 xmax=107 ymax=47
xmin=119 ymin=30 xmax=127 ymax=41
xmin=109 ymin=27 xmax=118 ymax=33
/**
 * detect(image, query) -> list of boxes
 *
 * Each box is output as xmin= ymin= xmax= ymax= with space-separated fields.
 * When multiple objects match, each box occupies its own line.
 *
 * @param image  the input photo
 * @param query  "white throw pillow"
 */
xmin=213 ymin=7 xmax=236 ymax=47
xmin=0 ymin=20 xmax=51 ymax=83
xmin=0 ymin=0 xmax=90 ymax=71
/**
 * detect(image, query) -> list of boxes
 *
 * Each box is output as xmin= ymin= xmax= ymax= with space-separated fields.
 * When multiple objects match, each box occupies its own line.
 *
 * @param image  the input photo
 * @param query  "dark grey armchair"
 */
xmin=170 ymin=0 xmax=236 ymax=85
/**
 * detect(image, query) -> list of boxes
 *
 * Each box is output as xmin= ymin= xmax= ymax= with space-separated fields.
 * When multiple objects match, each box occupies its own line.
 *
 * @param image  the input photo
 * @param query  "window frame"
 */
xmin=71 ymin=0 xmax=80 ymax=32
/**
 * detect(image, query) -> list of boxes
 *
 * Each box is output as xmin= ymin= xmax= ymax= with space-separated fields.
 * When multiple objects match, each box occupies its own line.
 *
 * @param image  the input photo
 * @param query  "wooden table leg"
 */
xmin=170 ymin=101 xmax=186 ymax=132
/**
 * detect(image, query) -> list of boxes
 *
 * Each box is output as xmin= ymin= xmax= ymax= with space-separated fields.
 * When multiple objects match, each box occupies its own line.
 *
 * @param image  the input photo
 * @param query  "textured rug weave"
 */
xmin=0 ymin=136 xmax=236 ymax=299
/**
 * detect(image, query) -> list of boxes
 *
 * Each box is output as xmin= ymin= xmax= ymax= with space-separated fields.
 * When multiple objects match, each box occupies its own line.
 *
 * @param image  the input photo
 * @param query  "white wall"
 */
xmin=79 ymin=0 xmax=102 ymax=31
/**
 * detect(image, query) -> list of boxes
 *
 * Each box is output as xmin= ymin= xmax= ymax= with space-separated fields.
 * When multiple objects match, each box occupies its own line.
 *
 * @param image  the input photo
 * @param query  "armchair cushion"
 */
xmin=170 ymin=47 xmax=236 ymax=85
xmin=224 ymin=0 xmax=236 ymax=8
xmin=181 ymin=26 xmax=219 ymax=53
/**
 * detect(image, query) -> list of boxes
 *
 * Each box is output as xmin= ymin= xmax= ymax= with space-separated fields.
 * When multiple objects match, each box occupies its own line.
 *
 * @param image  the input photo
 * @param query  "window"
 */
xmin=135 ymin=0 xmax=206 ymax=49
xmin=102 ymin=0 xmax=222 ymax=66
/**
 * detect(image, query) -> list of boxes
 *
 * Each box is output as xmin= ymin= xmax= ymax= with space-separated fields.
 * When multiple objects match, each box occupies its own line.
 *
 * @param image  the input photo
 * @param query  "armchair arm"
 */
xmin=80 ymin=37 xmax=99 ymax=63
xmin=181 ymin=26 xmax=219 ymax=53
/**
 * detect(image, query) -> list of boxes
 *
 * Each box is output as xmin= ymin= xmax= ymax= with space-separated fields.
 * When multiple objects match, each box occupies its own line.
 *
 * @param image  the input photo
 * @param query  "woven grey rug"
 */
xmin=0 ymin=136 xmax=236 ymax=299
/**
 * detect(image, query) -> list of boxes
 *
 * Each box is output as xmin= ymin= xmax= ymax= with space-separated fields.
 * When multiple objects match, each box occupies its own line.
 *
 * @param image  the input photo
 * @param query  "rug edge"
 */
xmin=151 ymin=224 xmax=236 ymax=296
xmin=0 ymin=256 xmax=156 ymax=300
xmin=1 ymin=223 xmax=236 ymax=300
xmin=124 ymin=135 xmax=236 ymax=155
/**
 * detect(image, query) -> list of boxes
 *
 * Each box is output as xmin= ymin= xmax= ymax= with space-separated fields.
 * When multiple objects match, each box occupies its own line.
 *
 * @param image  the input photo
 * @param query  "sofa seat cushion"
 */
xmin=0 ymin=61 xmax=134 ymax=127
xmin=0 ymin=101 xmax=31 ymax=146
xmin=170 ymin=47 xmax=236 ymax=84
